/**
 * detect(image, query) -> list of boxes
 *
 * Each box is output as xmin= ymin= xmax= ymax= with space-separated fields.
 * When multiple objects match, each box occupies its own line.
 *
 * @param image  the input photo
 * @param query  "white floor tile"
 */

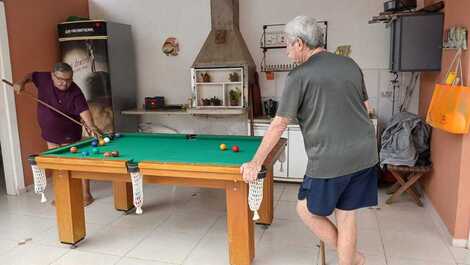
xmin=253 ymin=243 xmax=317 ymax=265
xmin=127 ymin=230 xmax=201 ymax=264
xmin=383 ymin=229 xmax=455 ymax=263
xmin=259 ymin=219 xmax=319 ymax=249
xmin=377 ymin=204 xmax=437 ymax=233
xmin=320 ymin=250 xmax=387 ymax=265
xmin=356 ymin=208 xmax=380 ymax=231
xmin=85 ymin=202 xmax=124 ymax=225
xmin=0 ymin=239 xmax=17 ymax=256
xmin=0 ymin=184 xmax=460 ymax=265
xmin=51 ymin=250 xmax=121 ymax=265
xmin=274 ymin=200 xmax=302 ymax=221
xmin=111 ymin=206 xmax=171 ymax=229
xmin=273 ymin=182 xmax=287 ymax=201
xmin=156 ymin=212 xmax=219 ymax=237
xmin=388 ymin=256 xmax=457 ymax=265
xmin=77 ymin=225 xmax=153 ymax=256
xmin=183 ymin=233 xmax=229 ymax=265
xmin=0 ymin=213 xmax=55 ymax=241
xmin=2 ymin=244 xmax=69 ymax=265
xmin=450 ymin=247 xmax=470 ymax=265
xmin=34 ymin=223 xmax=104 ymax=249
xmin=279 ymin=183 xmax=300 ymax=202
xmin=117 ymin=257 xmax=176 ymax=265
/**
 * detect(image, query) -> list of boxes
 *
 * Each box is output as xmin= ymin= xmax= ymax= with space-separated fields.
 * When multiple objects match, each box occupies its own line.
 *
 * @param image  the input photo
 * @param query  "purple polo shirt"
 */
xmin=32 ymin=72 xmax=89 ymax=144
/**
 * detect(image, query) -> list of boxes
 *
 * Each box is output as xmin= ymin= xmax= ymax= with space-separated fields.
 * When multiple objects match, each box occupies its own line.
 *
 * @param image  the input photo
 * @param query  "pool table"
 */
xmin=32 ymin=133 xmax=286 ymax=265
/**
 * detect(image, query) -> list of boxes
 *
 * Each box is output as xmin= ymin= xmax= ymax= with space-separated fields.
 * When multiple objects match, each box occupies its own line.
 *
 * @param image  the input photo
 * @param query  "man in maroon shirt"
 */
xmin=14 ymin=62 xmax=99 ymax=206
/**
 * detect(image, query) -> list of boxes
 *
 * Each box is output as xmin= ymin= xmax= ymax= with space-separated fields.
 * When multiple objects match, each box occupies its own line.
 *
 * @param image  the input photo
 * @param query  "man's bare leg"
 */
xmin=297 ymin=200 xmax=364 ymax=265
xmin=335 ymin=209 xmax=364 ymax=265
xmin=47 ymin=142 xmax=95 ymax=207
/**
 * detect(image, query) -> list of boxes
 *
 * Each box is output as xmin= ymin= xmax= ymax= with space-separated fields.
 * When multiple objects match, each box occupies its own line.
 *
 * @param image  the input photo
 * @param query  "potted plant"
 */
xmin=229 ymin=72 xmax=240 ymax=82
xmin=229 ymin=87 xmax=241 ymax=106
xmin=210 ymin=96 xmax=222 ymax=106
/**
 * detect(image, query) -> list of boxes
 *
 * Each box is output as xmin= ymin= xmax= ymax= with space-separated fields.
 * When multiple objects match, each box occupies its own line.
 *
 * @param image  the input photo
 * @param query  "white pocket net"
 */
xmin=29 ymin=156 xmax=47 ymax=203
xmin=128 ymin=163 xmax=144 ymax=215
xmin=248 ymin=178 xmax=264 ymax=221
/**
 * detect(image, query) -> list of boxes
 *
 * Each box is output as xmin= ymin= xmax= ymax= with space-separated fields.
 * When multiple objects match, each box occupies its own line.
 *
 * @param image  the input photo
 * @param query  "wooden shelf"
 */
xmin=121 ymin=108 xmax=246 ymax=116
xmin=121 ymin=108 xmax=189 ymax=115
xmin=195 ymin=82 xmax=242 ymax=85
xmin=188 ymin=108 xmax=246 ymax=115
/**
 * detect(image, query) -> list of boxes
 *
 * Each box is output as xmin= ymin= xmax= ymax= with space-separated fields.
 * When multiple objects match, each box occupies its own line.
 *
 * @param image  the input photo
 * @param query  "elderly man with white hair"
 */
xmin=241 ymin=15 xmax=378 ymax=265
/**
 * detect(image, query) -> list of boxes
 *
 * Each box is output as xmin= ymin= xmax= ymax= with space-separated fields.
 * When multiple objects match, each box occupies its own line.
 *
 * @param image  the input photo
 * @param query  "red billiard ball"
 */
xmin=104 ymin=152 xmax=111 ymax=157
xmin=231 ymin=145 xmax=240 ymax=152
xmin=70 ymin=146 xmax=78 ymax=153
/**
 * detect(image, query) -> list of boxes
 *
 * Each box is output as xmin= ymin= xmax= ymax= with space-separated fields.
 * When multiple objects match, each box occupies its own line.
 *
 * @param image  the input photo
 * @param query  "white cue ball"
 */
xmin=104 ymin=137 xmax=110 ymax=143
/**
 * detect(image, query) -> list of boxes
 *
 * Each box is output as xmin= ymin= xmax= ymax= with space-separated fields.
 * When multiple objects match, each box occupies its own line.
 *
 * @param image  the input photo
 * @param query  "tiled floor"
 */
xmin=0 ymin=181 xmax=468 ymax=265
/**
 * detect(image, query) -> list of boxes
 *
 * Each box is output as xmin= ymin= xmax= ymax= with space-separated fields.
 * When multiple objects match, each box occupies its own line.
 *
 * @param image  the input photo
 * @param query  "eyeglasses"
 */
xmin=52 ymin=72 xmax=73 ymax=83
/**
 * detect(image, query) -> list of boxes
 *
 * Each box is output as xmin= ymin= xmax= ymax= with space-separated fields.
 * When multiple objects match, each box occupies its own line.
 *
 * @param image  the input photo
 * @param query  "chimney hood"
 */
xmin=192 ymin=0 xmax=255 ymax=68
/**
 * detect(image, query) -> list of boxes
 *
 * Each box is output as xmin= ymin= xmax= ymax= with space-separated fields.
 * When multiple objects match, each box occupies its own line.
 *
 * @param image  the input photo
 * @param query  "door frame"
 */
xmin=0 ymin=2 xmax=25 ymax=195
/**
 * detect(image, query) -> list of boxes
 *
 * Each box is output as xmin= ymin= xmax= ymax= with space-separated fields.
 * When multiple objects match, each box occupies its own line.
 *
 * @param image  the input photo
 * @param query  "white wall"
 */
xmin=89 ymin=0 xmax=421 ymax=132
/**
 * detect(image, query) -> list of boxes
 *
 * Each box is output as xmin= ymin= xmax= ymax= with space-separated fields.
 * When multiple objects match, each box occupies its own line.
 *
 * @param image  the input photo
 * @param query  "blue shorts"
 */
xmin=298 ymin=165 xmax=379 ymax=216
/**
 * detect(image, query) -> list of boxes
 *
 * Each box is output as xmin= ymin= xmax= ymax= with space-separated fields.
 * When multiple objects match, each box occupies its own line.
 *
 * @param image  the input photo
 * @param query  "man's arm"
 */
xmin=241 ymin=116 xmax=289 ymax=182
xmin=13 ymin=73 xmax=33 ymax=94
xmin=79 ymin=110 xmax=102 ymax=137
xmin=364 ymin=100 xmax=370 ymax=114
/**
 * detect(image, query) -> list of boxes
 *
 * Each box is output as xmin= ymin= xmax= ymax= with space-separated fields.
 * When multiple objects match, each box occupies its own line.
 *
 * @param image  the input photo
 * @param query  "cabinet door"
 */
xmin=253 ymin=125 xmax=288 ymax=178
xmin=288 ymin=127 xmax=308 ymax=179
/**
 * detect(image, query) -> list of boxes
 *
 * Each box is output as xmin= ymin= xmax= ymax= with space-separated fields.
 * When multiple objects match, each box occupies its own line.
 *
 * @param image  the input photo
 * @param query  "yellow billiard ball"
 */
xmin=99 ymin=139 xmax=106 ymax=146
xmin=219 ymin=143 xmax=227 ymax=151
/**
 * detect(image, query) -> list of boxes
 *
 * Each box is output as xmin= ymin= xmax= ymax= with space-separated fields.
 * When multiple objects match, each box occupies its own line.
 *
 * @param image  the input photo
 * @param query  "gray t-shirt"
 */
xmin=276 ymin=51 xmax=378 ymax=179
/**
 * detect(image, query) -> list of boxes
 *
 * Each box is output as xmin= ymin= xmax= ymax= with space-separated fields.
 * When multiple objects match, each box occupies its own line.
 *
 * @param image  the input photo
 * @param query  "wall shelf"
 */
xmin=260 ymin=22 xmax=327 ymax=73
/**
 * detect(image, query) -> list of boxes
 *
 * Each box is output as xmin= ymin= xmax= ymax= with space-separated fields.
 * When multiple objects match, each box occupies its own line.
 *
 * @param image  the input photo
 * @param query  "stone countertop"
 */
xmin=253 ymin=116 xmax=299 ymax=126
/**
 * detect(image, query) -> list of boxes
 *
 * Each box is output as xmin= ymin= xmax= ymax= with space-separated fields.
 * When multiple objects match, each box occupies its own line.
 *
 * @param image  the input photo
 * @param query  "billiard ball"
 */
xmin=92 ymin=148 xmax=99 ymax=154
xmin=108 ymin=134 xmax=114 ymax=140
xmin=81 ymin=151 xmax=90 ymax=156
xmin=99 ymin=139 xmax=106 ymax=146
xmin=219 ymin=143 xmax=227 ymax=151
xmin=104 ymin=152 xmax=111 ymax=157
xmin=70 ymin=146 xmax=78 ymax=153
xmin=104 ymin=137 xmax=110 ymax=143
xmin=111 ymin=151 xmax=120 ymax=157
xmin=114 ymin=133 xmax=121 ymax=138
xmin=91 ymin=140 xmax=98 ymax=147
xmin=231 ymin=145 xmax=240 ymax=152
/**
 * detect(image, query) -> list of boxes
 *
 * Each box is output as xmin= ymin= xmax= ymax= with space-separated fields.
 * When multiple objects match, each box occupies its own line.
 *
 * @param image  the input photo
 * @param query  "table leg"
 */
xmin=226 ymin=181 xmax=254 ymax=265
xmin=257 ymin=165 xmax=273 ymax=225
xmin=82 ymin=179 xmax=94 ymax=206
xmin=113 ymin=182 xmax=133 ymax=211
xmin=53 ymin=170 xmax=86 ymax=244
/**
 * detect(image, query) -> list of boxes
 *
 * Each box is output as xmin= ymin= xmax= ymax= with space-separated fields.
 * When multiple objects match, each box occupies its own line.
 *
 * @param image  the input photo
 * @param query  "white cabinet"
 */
xmin=251 ymin=119 xmax=378 ymax=182
xmin=252 ymin=124 xmax=288 ymax=179
xmin=287 ymin=127 xmax=308 ymax=179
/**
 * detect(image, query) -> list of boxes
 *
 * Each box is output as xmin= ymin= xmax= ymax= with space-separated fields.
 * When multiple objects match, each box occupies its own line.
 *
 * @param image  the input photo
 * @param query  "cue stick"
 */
xmin=2 ymin=78 xmax=99 ymax=136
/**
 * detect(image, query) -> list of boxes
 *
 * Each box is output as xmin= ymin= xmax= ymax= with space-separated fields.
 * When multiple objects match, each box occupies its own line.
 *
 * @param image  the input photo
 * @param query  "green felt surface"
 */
xmin=41 ymin=133 xmax=262 ymax=166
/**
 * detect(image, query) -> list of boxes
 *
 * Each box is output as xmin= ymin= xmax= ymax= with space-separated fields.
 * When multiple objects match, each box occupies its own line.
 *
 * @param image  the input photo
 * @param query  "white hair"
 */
xmin=285 ymin=16 xmax=323 ymax=49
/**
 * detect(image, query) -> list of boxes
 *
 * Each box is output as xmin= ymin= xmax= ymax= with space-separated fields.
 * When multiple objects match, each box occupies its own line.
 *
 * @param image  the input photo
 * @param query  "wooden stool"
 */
xmin=385 ymin=164 xmax=432 ymax=207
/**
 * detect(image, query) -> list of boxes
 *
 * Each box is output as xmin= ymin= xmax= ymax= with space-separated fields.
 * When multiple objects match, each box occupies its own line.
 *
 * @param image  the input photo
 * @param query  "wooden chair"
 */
xmin=385 ymin=164 xmax=432 ymax=207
